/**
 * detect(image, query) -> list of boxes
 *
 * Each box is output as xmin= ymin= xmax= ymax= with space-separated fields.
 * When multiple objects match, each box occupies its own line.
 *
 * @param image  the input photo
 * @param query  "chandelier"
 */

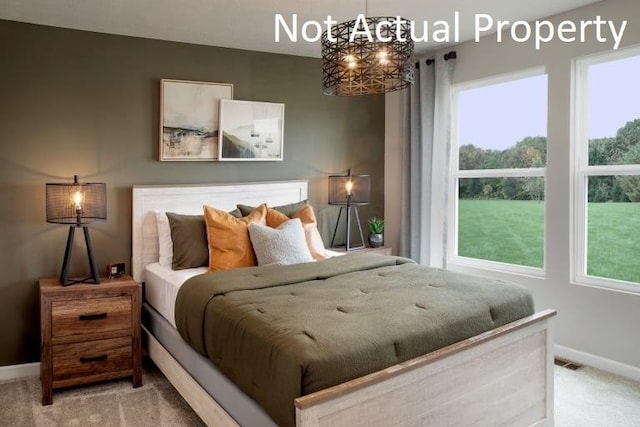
xmin=321 ymin=12 xmax=414 ymax=96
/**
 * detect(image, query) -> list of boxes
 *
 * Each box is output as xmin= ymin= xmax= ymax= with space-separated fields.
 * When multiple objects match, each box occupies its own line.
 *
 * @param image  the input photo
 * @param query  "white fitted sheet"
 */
xmin=144 ymin=263 xmax=208 ymax=328
xmin=144 ymin=250 xmax=343 ymax=328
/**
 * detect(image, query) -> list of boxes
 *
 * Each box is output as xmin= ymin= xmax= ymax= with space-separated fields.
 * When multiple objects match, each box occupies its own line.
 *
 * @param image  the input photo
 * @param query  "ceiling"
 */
xmin=0 ymin=0 xmax=602 ymax=57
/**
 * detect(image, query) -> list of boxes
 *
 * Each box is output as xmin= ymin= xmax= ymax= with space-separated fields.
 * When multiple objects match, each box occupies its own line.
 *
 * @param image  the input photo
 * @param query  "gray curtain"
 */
xmin=399 ymin=56 xmax=456 ymax=266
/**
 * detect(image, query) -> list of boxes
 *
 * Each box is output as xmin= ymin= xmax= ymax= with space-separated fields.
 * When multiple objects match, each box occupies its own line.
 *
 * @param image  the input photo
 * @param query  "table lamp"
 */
xmin=328 ymin=169 xmax=370 ymax=250
xmin=46 ymin=175 xmax=106 ymax=285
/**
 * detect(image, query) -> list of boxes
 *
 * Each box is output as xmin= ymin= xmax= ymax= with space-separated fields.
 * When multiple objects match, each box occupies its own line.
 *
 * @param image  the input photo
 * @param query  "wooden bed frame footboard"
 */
xmin=144 ymin=310 xmax=556 ymax=427
xmin=296 ymin=309 xmax=556 ymax=427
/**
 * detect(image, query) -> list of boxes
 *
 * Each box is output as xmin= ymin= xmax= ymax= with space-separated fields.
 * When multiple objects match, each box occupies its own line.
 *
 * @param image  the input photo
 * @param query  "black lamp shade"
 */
xmin=328 ymin=171 xmax=370 ymax=206
xmin=45 ymin=175 xmax=106 ymax=286
xmin=46 ymin=178 xmax=106 ymax=225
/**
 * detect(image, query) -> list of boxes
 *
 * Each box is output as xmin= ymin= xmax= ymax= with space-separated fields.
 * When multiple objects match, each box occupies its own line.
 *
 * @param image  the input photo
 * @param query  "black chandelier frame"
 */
xmin=322 ymin=16 xmax=415 ymax=96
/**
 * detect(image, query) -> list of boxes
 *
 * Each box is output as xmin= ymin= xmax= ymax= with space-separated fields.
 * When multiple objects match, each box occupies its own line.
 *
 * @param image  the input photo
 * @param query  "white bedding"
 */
xmin=145 ymin=249 xmax=344 ymax=328
xmin=144 ymin=263 xmax=208 ymax=328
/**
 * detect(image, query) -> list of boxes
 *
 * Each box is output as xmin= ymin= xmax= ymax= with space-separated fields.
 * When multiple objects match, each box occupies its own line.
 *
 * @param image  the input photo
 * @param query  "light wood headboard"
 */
xmin=131 ymin=180 xmax=308 ymax=283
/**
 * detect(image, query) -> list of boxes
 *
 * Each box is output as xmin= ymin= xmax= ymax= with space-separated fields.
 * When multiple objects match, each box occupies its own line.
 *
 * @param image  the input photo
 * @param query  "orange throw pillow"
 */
xmin=267 ymin=205 xmax=329 ymax=261
xmin=204 ymin=204 xmax=267 ymax=271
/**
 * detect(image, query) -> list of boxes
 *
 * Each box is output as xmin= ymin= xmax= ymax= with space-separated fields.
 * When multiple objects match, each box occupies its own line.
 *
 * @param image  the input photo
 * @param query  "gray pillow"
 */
xmin=248 ymin=218 xmax=313 ymax=266
xmin=237 ymin=200 xmax=308 ymax=217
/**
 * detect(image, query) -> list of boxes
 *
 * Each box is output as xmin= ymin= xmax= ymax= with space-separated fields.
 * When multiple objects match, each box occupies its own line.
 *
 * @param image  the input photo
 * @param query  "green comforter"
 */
xmin=175 ymin=253 xmax=534 ymax=427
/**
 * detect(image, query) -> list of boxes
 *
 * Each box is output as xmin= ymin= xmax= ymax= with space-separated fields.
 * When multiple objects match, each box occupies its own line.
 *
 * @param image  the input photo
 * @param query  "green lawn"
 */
xmin=458 ymin=200 xmax=640 ymax=283
xmin=458 ymin=200 xmax=544 ymax=268
xmin=586 ymin=202 xmax=640 ymax=283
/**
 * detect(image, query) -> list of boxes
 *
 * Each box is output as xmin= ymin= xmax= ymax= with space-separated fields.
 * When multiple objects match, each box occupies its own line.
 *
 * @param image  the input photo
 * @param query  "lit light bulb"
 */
xmin=344 ymin=54 xmax=357 ymax=69
xmin=345 ymin=180 xmax=353 ymax=196
xmin=377 ymin=50 xmax=389 ymax=65
xmin=73 ymin=191 xmax=83 ymax=211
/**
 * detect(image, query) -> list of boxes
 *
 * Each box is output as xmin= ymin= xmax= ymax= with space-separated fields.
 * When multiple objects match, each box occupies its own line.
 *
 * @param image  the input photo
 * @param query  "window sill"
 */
xmin=571 ymin=275 xmax=640 ymax=296
xmin=447 ymin=256 xmax=546 ymax=284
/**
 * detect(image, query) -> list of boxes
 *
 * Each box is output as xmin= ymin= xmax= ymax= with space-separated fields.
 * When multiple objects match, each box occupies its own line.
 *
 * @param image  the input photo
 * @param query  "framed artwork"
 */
xmin=159 ymin=79 xmax=233 ymax=161
xmin=218 ymin=99 xmax=284 ymax=161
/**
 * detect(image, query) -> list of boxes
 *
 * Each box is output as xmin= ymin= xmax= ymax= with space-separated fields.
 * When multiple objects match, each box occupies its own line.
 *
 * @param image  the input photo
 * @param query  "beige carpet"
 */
xmin=1 ymin=359 xmax=639 ymax=426
xmin=0 ymin=360 xmax=204 ymax=427
xmin=555 ymin=364 xmax=640 ymax=427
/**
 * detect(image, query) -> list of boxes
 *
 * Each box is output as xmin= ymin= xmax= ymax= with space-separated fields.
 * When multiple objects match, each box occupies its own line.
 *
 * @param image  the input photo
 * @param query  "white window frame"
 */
xmin=448 ymin=68 xmax=547 ymax=278
xmin=572 ymin=46 xmax=640 ymax=294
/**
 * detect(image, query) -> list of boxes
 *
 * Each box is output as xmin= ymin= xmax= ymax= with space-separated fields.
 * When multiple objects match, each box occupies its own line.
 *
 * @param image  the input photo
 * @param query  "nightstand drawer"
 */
xmin=52 ymin=296 xmax=132 ymax=338
xmin=52 ymin=336 xmax=133 ymax=385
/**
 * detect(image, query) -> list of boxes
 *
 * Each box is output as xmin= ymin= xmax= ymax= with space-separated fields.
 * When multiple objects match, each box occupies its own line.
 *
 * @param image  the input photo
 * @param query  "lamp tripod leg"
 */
xmin=331 ymin=206 xmax=345 ymax=248
xmin=59 ymin=226 xmax=75 ymax=286
xmin=83 ymin=226 xmax=100 ymax=284
xmin=345 ymin=206 xmax=352 ymax=251
xmin=353 ymin=207 xmax=365 ymax=249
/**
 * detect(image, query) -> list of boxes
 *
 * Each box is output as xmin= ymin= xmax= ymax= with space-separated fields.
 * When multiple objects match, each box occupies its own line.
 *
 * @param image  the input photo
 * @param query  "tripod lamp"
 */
xmin=46 ymin=175 xmax=106 ymax=286
xmin=328 ymin=169 xmax=370 ymax=251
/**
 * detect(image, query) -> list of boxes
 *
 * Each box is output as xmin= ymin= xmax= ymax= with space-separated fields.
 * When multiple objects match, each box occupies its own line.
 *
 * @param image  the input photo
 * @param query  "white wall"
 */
xmin=385 ymin=0 xmax=640 ymax=372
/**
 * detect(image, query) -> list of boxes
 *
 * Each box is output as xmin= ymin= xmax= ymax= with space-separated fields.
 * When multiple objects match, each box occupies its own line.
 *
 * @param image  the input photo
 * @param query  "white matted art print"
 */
xmin=160 ymin=79 xmax=233 ymax=161
xmin=218 ymin=99 xmax=284 ymax=161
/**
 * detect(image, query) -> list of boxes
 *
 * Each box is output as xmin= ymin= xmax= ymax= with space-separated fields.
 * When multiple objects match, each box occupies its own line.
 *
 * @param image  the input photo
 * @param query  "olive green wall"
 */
xmin=0 ymin=20 xmax=385 ymax=366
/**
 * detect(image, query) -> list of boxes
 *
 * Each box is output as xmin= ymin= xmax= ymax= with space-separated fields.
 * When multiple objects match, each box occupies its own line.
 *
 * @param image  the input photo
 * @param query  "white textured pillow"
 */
xmin=155 ymin=210 xmax=173 ymax=267
xmin=248 ymin=218 xmax=314 ymax=266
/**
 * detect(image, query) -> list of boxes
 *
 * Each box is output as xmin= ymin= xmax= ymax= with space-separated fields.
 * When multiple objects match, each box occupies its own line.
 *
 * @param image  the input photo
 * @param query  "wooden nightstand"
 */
xmin=39 ymin=275 xmax=142 ymax=405
xmin=333 ymin=246 xmax=393 ymax=256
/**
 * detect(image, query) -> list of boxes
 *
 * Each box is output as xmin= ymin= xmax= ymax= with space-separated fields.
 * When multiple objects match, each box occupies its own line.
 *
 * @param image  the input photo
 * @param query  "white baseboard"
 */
xmin=0 ymin=362 xmax=40 ymax=382
xmin=555 ymin=345 xmax=640 ymax=382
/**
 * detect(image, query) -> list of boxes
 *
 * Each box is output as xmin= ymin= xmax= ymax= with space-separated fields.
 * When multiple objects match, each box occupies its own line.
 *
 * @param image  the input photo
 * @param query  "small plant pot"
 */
xmin=368 ymin=233 xmax=383 ymax=248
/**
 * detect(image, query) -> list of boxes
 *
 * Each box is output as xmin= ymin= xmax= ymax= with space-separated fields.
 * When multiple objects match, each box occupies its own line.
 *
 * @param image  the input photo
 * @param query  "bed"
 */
xmin=132 ymin=180 xmax=556 ymax=427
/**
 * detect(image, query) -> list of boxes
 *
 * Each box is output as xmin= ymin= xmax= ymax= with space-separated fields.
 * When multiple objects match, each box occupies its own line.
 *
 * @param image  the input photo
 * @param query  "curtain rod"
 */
xmin=415 ymin=51 xmax=457 ymax=69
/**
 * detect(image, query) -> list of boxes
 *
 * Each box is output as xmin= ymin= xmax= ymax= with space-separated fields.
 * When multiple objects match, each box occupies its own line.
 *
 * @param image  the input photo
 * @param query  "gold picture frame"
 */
xmin=159 ymin=79 xmax=233 ymax=161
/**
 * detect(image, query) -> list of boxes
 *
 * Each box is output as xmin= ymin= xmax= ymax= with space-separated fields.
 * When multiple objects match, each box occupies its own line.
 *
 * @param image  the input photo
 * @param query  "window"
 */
xmin=450 ymin=70 xmax=548 ymax=274
xmin=573 ymin=48 xmax=640 ymax=292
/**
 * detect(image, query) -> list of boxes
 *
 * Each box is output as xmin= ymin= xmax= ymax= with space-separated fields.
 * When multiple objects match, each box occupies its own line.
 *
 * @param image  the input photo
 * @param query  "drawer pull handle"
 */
xmin=79 ymin=312 xmax=107 ymax=321
xmin=79 ymin=354 xmax=108 ymax=363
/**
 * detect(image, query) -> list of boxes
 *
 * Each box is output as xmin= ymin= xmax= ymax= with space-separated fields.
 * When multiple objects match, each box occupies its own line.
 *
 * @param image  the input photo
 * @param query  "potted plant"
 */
xmin=367 ymin=217 xmax=384 ymax=248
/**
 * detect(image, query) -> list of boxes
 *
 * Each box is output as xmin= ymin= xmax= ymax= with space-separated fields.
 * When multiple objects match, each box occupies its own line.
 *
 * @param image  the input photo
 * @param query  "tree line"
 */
xmin=459 ymin=118 xmax=640 ymax=202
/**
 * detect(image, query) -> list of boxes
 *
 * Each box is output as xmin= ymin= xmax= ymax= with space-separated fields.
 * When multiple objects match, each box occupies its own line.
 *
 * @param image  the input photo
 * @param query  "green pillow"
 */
xmin=166 ymin=213 xmax=208 ymax=270
xmin=228 ymin=208 xmax=242 ymax=218
xmin=166 ymin=209 xmax=242 ymax=270
xmin=237 ymin=200 xmax=308 ymax=218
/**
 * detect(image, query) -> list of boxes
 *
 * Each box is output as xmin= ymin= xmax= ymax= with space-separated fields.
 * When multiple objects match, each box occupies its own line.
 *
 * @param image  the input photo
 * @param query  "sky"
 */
xmin=589 ymin=55 xmax=640 ymax=139
xmin=457 ymin=54 xmax=640 ymax=151
xmin=458 ymin=74 xmax=547 ymax=151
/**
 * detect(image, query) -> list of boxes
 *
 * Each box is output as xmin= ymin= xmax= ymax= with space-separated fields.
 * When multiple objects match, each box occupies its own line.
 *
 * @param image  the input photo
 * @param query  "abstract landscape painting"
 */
xmin=218 ymin=100 xmax=284 ymax=161
xmin=160 ymin=79 xmax=233 ymax=161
